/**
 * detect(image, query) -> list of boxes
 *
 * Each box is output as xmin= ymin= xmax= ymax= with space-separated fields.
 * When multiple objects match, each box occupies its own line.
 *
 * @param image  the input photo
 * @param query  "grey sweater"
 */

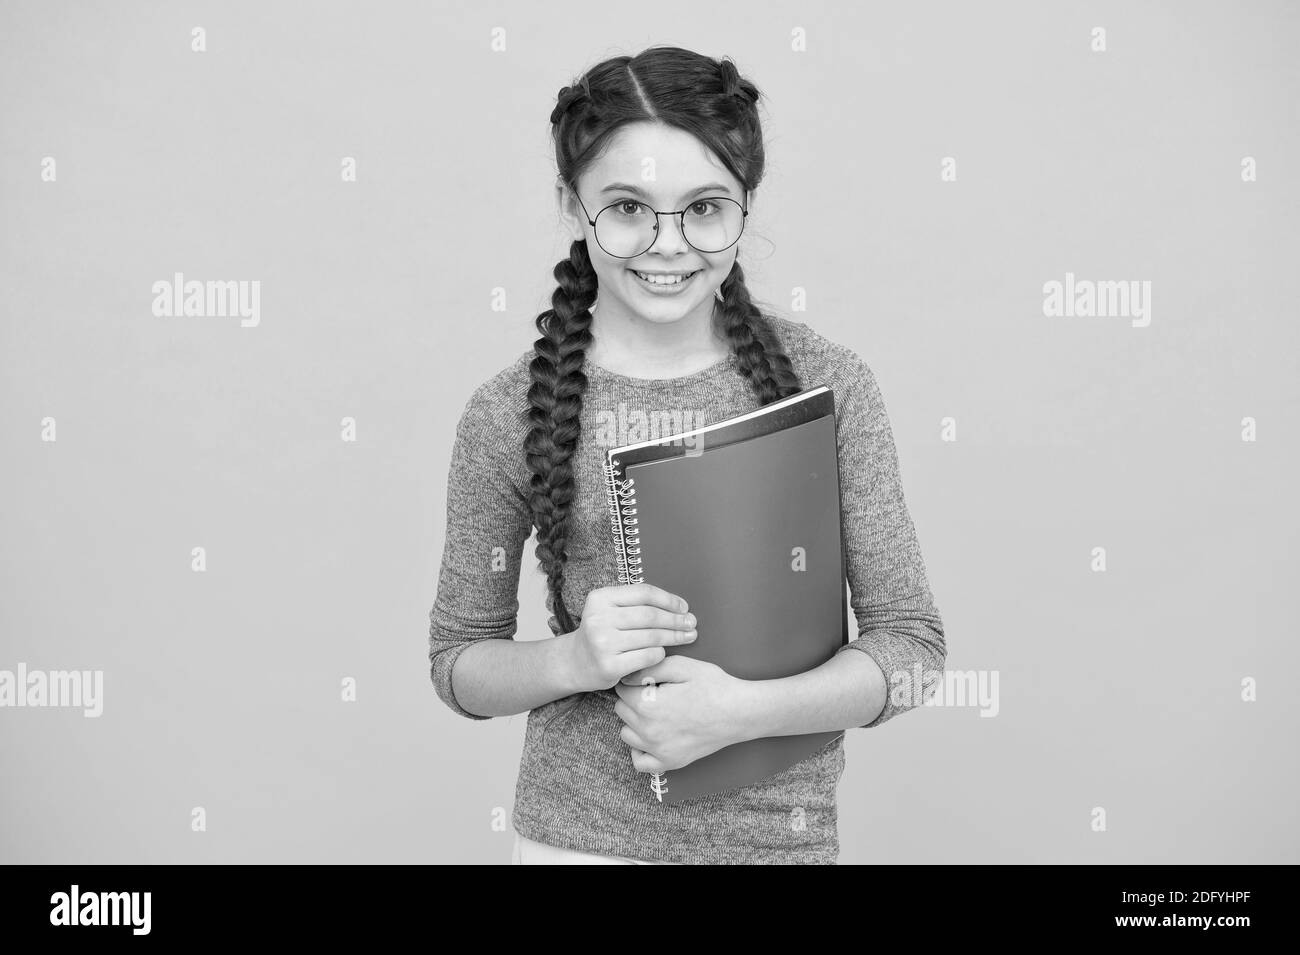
xmin=428 ymin=314 xmax=946 ymax=864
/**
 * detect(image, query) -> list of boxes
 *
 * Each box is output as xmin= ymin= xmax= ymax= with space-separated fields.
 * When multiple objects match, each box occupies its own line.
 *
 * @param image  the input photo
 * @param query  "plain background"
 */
xmin=1 ymin=0 xmax=1296 ymax=864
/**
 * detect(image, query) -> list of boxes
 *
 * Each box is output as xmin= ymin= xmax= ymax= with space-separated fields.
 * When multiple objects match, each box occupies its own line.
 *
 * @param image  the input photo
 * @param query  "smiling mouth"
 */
xmin=629 ymin=269 xmax=701 ymax=286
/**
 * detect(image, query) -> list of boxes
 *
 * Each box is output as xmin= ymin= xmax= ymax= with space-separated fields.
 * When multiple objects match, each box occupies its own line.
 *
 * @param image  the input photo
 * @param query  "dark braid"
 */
xmin=525 ymin=47 xmax=802 ymax=637
xmin=716 ymin=260 xmax=803 ymax=404
xmin=524 ymin=241 xmax=597 ymax=636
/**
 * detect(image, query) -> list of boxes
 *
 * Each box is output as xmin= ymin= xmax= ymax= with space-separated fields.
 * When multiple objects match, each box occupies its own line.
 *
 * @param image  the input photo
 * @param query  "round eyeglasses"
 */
xmin=572 ymin=191 xmax=748 ymax=258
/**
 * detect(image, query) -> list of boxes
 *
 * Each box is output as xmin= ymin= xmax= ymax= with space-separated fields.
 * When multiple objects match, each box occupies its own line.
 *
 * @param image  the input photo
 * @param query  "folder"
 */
xmin=602 ymin=385 xmax=848 ymax=804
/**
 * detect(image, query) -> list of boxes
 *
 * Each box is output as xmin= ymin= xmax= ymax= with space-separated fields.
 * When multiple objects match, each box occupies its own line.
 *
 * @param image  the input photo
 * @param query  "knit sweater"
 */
xmin=428 ymin=313 xmax=946 ymax=865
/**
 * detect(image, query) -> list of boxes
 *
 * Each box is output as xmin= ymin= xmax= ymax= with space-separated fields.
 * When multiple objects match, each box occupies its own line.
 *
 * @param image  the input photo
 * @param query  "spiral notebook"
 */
xmin=601 ymin=384 xmax=849 ymax=805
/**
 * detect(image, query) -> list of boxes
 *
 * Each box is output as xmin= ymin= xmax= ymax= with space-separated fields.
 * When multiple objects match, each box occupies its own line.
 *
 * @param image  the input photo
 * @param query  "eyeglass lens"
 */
xmin=594 ymin=198 xmax=744 ymax=257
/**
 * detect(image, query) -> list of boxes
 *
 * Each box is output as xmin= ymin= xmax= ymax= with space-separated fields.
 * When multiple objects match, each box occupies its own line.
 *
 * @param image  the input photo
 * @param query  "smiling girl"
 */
xmin=428 ymin=46 xmax=946 ymax=865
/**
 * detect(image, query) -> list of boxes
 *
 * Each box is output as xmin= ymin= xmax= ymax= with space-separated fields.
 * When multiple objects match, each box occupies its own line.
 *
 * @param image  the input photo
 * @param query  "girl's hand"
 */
xmin=561 ymin=583 xmax=698 ymax=693
xmin=613 ymin=656 xmax=756 ymax=775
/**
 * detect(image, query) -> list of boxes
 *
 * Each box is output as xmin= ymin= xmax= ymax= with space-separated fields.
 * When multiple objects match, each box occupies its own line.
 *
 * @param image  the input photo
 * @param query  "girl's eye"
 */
xmin=616 ymin=201 xmax=644 ymax=216
xmin=688 ymin=200 xmax=718 ymax=216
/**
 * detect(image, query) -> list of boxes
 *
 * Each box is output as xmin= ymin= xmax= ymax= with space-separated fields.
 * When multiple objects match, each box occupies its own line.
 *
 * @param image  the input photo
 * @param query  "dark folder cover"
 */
xmin=602 ymin=385 xmax=849 ymax=805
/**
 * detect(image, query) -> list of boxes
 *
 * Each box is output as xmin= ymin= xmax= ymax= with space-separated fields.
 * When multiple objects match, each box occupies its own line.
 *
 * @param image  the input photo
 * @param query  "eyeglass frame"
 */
xmin=569 ymin=188 xmax=749 ymax=258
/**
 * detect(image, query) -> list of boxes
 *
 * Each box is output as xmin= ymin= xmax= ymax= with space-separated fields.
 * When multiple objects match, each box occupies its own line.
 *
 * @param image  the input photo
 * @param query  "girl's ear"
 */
xmin=556 ymin=179 xmax=586 ymax=244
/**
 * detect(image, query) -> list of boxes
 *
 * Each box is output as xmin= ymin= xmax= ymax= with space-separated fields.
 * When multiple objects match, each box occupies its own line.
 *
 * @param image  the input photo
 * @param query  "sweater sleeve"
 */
xmin=832 ymin=349 xmax=946 ymax=728
xmin=427 ymin=384 xmax=534 ymax=720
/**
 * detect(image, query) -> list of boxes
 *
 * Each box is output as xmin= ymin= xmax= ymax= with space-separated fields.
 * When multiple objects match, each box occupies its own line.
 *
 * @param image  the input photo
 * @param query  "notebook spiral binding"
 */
xmin=601 ymin=458 xmax=667 ymax=802
xmin=601 ymin=459 xmax=642 ymax=584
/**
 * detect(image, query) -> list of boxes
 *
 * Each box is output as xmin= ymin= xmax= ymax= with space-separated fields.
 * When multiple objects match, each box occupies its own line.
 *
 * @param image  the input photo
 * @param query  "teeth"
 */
xmin=635 ymin=271 xmax=694 ymax=285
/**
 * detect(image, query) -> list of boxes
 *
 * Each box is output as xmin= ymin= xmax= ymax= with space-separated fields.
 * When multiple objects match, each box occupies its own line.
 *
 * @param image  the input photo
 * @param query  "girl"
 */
xmin=429 ymin=46 xmax=946 ymax=865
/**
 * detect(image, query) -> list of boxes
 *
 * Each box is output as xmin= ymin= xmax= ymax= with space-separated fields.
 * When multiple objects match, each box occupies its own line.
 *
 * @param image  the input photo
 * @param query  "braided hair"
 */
xmin=527 ymin=47 xmax=803 ymax=637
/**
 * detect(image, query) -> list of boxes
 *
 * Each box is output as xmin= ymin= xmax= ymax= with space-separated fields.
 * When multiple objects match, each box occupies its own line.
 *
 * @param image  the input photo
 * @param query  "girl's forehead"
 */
xmin=598 ymin=123 xmax=731 ymax=168
xmin=586 ymin=129 xmax=739 ymax=193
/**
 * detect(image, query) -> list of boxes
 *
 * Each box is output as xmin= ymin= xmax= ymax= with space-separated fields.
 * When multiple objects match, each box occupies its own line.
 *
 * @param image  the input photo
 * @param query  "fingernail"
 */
xmin=684 ymin=630 xmax=698 ymax=640
xmin=685 ymin=613 xmax=697 ymax=626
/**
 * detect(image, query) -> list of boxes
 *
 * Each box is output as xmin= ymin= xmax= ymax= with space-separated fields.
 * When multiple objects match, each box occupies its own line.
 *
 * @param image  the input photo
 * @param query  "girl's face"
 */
xmin=559 ymin=121 xmax=748 ymax=327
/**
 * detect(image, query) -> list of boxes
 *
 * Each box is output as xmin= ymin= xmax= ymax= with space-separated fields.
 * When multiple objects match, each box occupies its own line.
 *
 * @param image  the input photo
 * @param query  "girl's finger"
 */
xmin=619 ymin=723 xmax=650 ymax=752
xmin=613 ymin=698 xmax=643 ymax=732
xmin=628 ymin=748 xmax=666 ymax=775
